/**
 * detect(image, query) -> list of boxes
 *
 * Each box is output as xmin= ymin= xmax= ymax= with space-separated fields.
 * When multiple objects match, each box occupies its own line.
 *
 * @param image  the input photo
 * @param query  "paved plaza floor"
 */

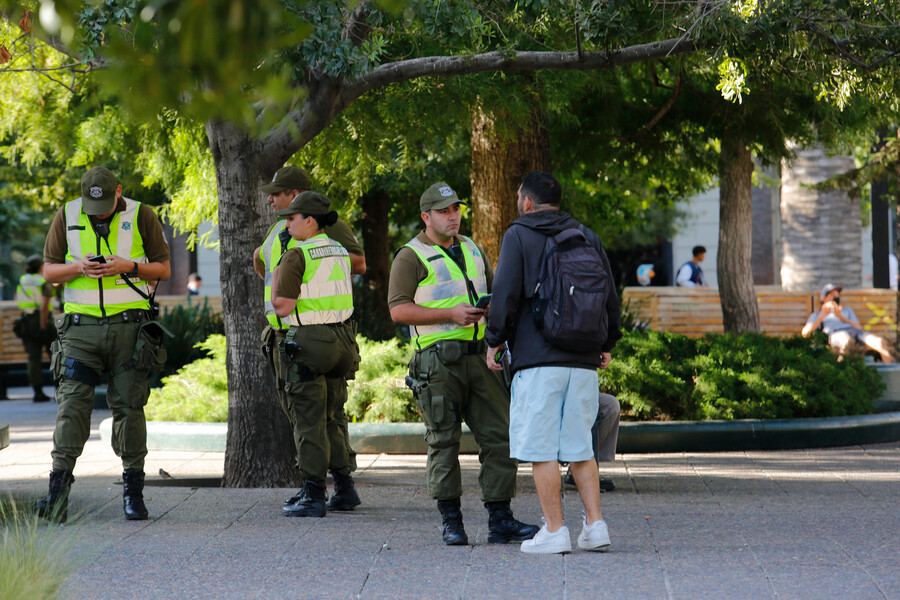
xmin=2 ymin=393 xmax=900 ymax=600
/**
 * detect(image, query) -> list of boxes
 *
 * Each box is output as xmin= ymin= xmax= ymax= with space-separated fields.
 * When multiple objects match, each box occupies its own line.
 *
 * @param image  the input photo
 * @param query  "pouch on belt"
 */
xmin=133 ymin=320 xmax=173 ymax=371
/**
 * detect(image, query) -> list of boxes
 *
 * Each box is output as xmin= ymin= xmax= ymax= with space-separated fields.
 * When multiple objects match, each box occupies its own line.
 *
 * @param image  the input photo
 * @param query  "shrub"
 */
xmin=145 ymin=334 xmax=228 ymax=422
xmin=346 ymin=337 xmax=419 ymax=423
xmin=145 ymin=334 xmax=421 ymax=423
xmin=600 ymin=330 xmax=882 ymax=420
xmin=155 ymin=299 xmax=225 ymax=383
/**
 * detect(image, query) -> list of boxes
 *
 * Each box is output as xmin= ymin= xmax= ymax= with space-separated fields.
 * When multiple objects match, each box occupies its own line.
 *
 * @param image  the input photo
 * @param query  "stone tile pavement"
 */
xmin=3 ymin=393 xmax=900 ymax=599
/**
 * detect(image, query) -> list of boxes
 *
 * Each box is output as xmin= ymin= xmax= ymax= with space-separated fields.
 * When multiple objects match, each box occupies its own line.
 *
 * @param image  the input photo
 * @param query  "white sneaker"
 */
xmin=520 ymin=524 xmax=572 ymax=554
xmin=577 ymin=517 xmax=611 ymax=552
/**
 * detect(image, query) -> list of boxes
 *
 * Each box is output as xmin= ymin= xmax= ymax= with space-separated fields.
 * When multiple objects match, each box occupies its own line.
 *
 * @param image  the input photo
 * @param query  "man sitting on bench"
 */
xmin=802 ymin=283 xmax=894 ymax=363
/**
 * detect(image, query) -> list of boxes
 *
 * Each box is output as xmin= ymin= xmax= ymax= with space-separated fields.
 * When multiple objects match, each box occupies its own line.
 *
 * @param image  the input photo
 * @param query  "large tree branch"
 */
xmin=343 ymin=37 xmax=697 ymax=101
xmin=258 ymin=36 xmax=697 ymax=164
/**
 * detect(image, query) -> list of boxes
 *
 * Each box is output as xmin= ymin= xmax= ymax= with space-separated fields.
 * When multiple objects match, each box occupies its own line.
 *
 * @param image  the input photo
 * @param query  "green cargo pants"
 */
xmin=49 ymin=312 xmax=163 ymax=472
xmin=17 ymin=311 xmax=45 ymax=388
xmin=264 ymin=325 xmax=358 ymax=474
xmin=408 ymin=341 xmax=518 ymax=502
xmin=277 ymin=322 xmax=358 ymax=486
xmin=23 ymin=334 xmax=44 ymax=389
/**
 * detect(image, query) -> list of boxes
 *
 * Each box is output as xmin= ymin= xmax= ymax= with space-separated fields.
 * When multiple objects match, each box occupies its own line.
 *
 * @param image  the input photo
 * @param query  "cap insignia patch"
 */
xmin=439 ymin=186 xmax=453 ymax=197
xmin=89 ymin=186 xmax=104 ymax=198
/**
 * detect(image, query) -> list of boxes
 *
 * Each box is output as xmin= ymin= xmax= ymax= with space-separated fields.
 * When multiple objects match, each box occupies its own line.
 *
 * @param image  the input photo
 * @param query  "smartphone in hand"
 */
xmin=88 ymin=255 xmax=107 ymax=264
xmin=474 ymin=294 xmax=492 ymax=309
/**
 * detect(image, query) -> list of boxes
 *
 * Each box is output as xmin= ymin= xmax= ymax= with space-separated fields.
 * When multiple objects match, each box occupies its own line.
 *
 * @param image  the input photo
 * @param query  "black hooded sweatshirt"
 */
xmin=484 ymin=209 xmax=622 ymax=375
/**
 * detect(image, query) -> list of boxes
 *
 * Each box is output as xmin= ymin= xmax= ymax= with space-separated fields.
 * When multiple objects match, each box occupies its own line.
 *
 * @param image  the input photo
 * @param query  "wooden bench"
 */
xmin=622 ymin=286 xmax=897 ymax=344
xmin=0 ymin=301 xmax=50 ymax=367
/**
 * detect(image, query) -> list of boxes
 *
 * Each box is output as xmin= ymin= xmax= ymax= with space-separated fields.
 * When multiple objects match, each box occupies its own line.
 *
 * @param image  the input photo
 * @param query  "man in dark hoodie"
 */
xmin=485 ymin=171 xmax=622 ymax=554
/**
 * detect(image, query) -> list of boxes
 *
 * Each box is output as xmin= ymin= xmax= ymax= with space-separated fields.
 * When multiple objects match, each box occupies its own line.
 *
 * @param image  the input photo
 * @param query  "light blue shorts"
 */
xmin=509 ymin=366 xmax=599 ymax=463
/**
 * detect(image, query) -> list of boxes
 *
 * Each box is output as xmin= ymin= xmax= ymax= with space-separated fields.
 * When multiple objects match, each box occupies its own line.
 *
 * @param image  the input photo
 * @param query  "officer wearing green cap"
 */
xmin=253 ymin=166 xmax=365 ymax=513
xmin=37 ymin=166 xmax=171 ymax=523
xmin=388 ymin=182 xmax=539 ymax=546
xmin=268 ymin=191 xmax=359 ymax=517
xmin=14 ymin=253 xmax=56 ymax=402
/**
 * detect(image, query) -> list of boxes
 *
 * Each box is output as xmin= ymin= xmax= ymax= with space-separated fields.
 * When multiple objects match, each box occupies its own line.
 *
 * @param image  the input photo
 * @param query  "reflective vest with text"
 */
xmin=284 ymin=234 xmax=354 ymax=327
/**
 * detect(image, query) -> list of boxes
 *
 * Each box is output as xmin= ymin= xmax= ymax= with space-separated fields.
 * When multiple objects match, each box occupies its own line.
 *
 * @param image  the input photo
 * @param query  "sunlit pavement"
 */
xmin=3 ymin=391 xmax=900 ymax=600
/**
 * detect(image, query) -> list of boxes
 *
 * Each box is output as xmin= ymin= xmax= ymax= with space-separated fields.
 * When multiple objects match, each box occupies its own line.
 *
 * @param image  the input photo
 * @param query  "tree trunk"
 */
xmin=206 ymin=120 xmax=301 ymax=488
xmin=359 ymin=188 xmax=394 ymax=341
xmin=469 ymin=105 xmax=549 ymax=267
xmin=780 ymin=146 xmax=860 ymax=291
xmin=717 ymin=130 xmax=760 ymax=333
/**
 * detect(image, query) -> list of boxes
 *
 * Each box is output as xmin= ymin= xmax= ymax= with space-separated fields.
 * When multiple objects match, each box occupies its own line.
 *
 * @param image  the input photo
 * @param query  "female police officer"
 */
xmin=270 ymin=191 xmax=359 ymax=517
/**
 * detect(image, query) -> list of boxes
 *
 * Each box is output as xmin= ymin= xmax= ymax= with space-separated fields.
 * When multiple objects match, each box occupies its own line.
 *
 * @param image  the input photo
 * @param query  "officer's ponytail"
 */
xmin=308 ymin=211 xmax=339 ymax=230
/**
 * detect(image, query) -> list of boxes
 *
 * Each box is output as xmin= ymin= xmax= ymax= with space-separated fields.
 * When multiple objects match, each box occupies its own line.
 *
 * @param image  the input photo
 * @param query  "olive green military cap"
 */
xmin=275 ymin=191 xmax=331 ymax=216
xmin=420 ymin=182 xmax=465 ymax=212
xmin=81 ymin=166 xmax=118 ymax=216
xmin=260 ymin=166 xmax=312 ymax=194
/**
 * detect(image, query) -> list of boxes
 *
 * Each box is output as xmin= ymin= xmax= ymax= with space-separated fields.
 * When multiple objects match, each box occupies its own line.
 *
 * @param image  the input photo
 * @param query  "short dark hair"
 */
xmin=188 ymin=272 xmax=202 ymax=282
xmin=520 ymin=172 xmax=561 ymax=207
xmin=692 ymin=245 xmax=706 ymax=257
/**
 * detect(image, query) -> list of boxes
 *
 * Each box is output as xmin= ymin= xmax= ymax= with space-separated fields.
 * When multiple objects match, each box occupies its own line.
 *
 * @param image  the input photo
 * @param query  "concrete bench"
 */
xmin=622 ymin=286 xmax=897 ymax=344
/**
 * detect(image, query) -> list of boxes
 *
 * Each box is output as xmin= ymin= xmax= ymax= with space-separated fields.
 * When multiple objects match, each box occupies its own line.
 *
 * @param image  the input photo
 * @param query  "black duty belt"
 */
xmin=428 ymin=340 xmax=485 ymax=355
xmin=70 ymin=309 xmax=152 ymax=326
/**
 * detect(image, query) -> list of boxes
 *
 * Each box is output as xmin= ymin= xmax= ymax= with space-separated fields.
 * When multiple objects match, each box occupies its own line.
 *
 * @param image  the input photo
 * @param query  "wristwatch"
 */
xmin=126 ymin=261 xmax=139 ymax=277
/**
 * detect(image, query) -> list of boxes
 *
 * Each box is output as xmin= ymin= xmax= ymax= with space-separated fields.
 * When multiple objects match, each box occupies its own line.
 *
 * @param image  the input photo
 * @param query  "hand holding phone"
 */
xmin=88 ymin=255 xmax=107 ymax=264
xmin=474 ymin=294 xmax=492 ymax=309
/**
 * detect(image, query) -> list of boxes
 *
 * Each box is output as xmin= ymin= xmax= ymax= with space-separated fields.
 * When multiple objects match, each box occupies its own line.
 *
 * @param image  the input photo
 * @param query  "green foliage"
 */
xmin=155 ymin=299 xmax=225 ymax=382
xmin=146 ymin=334 xmax=420 ymax=423
xmin=145 ymin=334 xmax=228 ymax=422
xmin=600 ymin=330 xmax=882 ymax=421
xmin=346 ymin=337 xmax=418 ymax=423
xmin=0 ymin=497 xmax=72 ymax=600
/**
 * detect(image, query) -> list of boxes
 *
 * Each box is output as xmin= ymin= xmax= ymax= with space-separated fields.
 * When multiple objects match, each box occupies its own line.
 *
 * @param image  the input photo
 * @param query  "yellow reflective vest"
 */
xmin=260 ymin=220 xmax=299 ymax=329
xmin=406 ymin=235 xmax=488 ymax=350
xmin=63 ymin=198 xmax=150 ymax=316
xmin=16 ymin=273 xmax=45 ymax=311
xmin=284 ymin=233 xmax=354 ymax=327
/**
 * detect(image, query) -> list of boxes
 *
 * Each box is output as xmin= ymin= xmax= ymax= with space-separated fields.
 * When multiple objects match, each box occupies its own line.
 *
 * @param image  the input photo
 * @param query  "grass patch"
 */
xmin=0 ymin=496 xmax=72 ymax=600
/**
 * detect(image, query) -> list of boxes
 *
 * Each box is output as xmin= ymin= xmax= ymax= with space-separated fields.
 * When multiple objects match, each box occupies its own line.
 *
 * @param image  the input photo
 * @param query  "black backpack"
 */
xmin=531 ymin=226 xmax=611 ymax=351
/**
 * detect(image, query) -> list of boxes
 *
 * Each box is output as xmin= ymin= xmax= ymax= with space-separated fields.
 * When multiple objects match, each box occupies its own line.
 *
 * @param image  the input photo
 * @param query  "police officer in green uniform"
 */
xmin=388 ymin=182 xmax=538 ymax=546
xmin=269 ymin=191 xmax=358 ymax=517
xmin=253 ymin=166 xmax=366 ymax=512
xmin=38 ymin=166 xmax=171 ymax=523
xmin=15 ymin=254 xmax=55 ymax=402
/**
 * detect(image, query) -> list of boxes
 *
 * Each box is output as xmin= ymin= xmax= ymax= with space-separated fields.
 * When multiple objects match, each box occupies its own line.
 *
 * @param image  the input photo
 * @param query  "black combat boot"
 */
xmin=282 ymin=480 xmax=326 ymax=517
xmin=36 ymin=470 xmax=74 ymax=523
xmin=437 ymin=498 xmax=468 ymax=546
xmin=32 ymin=386 xmax=50 ymax=402
xmin=122 ymin=470 xmax=149 ymax=520
xmin=485 ymin=501 xmax=540 ymax=544
xmin=283 ymin=489 xmax=306 ymax=506
xmin=326 ymin=470 xmax=361 ymax=511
